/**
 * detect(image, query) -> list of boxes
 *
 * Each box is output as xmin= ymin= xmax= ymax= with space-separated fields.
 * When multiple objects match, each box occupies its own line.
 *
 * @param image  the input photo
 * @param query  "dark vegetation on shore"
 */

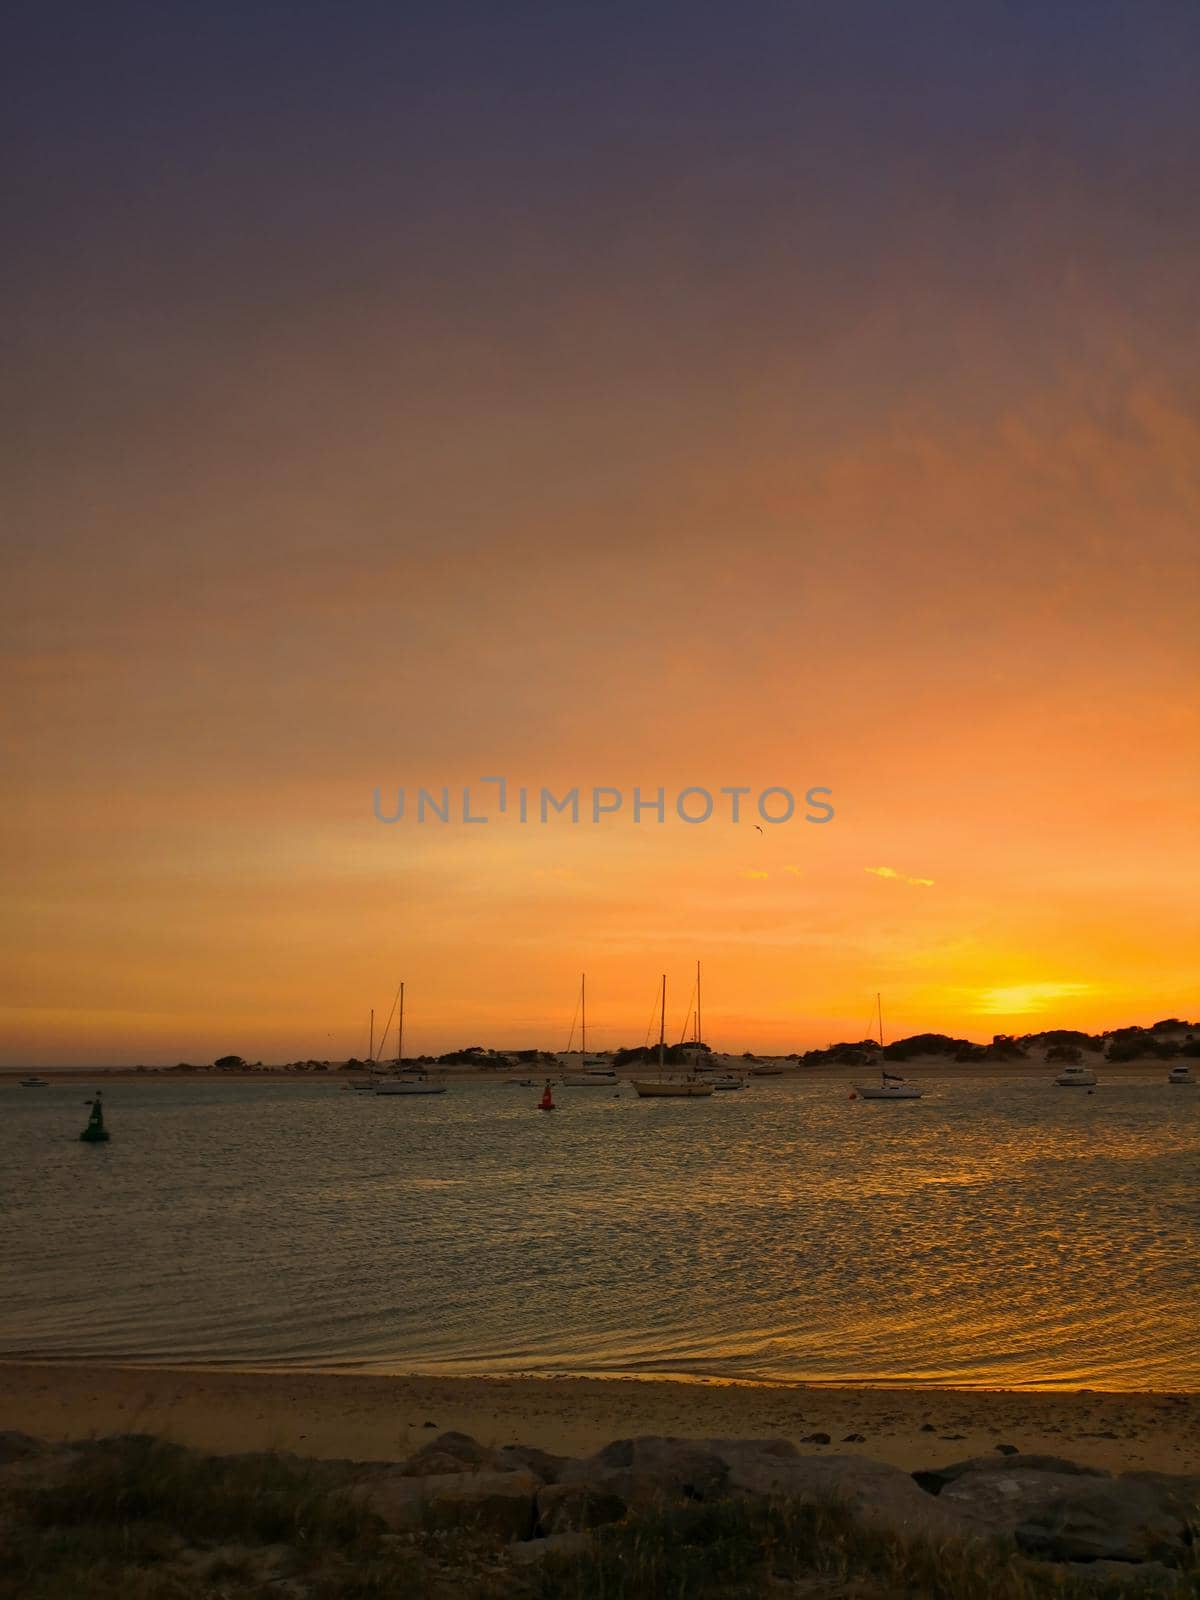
xmin=808 ymin=1021 xmax=1199 ymax=1067
xmin=141 ymin=1019 xmax=1199 ymax=1076
xmin=2 ymin=1433 xmax=1195 ymax=1600
xmin=536 ymin=1499 xmax=1197 ymax=1600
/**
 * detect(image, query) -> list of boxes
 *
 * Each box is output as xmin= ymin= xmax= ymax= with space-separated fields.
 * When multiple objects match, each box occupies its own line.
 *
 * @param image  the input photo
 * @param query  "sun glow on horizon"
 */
xmin=971 ymin=982 xmax=1099 ymax=1018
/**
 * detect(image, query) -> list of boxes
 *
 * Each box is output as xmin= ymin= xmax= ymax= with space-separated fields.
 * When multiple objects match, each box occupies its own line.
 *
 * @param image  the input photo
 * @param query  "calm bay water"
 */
xmin=3 ymin=1071 xmax=1197 ymax=1390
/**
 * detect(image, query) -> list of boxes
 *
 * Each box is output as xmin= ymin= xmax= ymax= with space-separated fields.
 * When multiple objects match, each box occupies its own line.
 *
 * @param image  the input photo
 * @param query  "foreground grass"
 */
xmin=1 ymin=1436 xmax=433 ymax=1600
xmin=2 ymin=1438 xmax=1195 ymax=1600
xmin=533 ymin=1497 xmax=1200 ymax=1600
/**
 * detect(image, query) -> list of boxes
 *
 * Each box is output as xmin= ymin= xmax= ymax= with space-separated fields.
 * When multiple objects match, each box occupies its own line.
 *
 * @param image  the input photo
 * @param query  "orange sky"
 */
xmin=5 ymin=8 xmax=1199 ymax=1064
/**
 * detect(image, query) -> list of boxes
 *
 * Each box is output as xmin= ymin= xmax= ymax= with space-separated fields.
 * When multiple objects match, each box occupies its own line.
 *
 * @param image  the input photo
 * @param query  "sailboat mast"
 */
xmin=581 ymin=972 xmax=586 ymax=1058
xmin=696 ymin=960 xmax=702 ymax=1047
xmin=876 ymin=992 xmax=884 ymax=1049
xmin=369 ymin=1008 xmax=375 ymax=1062
xmin=658 ymin=974 xmax=666 ymax=1076
xmin=397 ymin=982 xmax=404 ymax=1065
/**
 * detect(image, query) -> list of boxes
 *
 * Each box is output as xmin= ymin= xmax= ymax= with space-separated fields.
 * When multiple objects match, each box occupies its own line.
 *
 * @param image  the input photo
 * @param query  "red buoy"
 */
xmin=539 ymin=1081 xmax=555 ymax=1112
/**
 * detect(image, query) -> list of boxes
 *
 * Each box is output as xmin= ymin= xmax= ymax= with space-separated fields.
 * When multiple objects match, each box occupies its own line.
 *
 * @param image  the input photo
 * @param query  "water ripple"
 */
xmin=2 ymin=1073 xmax=1196 ymax=1388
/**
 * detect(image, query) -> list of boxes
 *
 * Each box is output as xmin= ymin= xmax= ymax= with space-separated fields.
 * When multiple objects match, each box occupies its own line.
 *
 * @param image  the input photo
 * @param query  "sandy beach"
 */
xmin=2 ymin=1363 xmax=1196 ymax=1474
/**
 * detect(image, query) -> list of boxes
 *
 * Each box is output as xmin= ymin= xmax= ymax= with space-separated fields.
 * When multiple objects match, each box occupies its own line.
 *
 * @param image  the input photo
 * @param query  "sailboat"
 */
xmin=632 ymin=975 xmax=715 ymax=1098
xmin=349 ymin=1006 xmax=378 ymax=1089
xmin=855 ymin=995 xmax=922 ymax=1100
xmin=561 ymin=974 xmax=618 ymax=1085
xmin=687 ymin=961 xmax=745 ymax=1089
xmin=374 ymin=984 xmax=447 ymax=1094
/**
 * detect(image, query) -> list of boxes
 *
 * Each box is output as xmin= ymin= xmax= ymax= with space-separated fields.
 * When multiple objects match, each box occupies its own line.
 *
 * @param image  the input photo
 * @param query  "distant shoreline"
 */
xmin=6 ymin=1016 xmax=1196 ymax=1081
xmin=2 ymin=1055 xmax=1189 ymax=1083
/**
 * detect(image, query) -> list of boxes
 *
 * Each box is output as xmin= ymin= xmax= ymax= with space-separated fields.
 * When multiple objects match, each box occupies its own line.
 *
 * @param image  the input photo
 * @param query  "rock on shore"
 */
xmin=345 ymin=1428 xmax=1199 ymax=1574
xmin=2 ymin=1425 xmax=1196 ymax=1589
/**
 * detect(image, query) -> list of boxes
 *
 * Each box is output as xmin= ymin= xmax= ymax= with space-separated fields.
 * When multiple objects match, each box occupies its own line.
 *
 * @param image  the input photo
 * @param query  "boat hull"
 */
xmin=856 ymin=1085 xmax=923 ymax=1100
xmin=631 ymin=1080 xmax=715 ymax=1098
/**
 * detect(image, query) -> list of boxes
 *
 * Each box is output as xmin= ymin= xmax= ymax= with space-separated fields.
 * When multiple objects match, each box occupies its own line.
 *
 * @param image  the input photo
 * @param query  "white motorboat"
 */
xmin=749 ymin=1060 xmax=784 ymax=1076
xmin=1167 ymin=1063 xmax=1195 ymax=1085
xmin=1054 ymin=1063 xmax=1098 ymax=1087
xmin=710 ymin=1072 xmax=747 ymax=1090
xmin=632 ymin=974 xmax=715 ymax=1098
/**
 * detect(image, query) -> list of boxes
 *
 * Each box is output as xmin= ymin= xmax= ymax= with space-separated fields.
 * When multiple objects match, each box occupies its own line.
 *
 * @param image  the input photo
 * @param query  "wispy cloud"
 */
xmin=866 ymin=866 xmax=934 ymax=887
xmin=742 ymin=869 xmax=769 ymax=881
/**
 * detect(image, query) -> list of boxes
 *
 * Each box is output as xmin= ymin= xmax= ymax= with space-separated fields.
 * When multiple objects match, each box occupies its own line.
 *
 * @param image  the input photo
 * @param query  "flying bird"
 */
xmin=754 ymin=825 xmax=763 ymax=834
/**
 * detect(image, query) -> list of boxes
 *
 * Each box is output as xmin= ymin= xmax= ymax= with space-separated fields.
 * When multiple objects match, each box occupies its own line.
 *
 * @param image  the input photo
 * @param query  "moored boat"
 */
xmin=559 ymin=976 xmax=619 ymax=1084
xmin=1054 ymin=1063 xmax=1098 ymax=1087
xmin=857 ymin=1070 xmax=922 ymax=1100
xmin=374 ymin=1073 xmax=447 ymax=1095
xmin=345 ymin=1004 xmax=383 ymax=1089
xmin=854 ymin=996 xmax=924 ymax=1100
xmin=373 ymin=985 xmax=448 ymax=1094
xmin=632 ymin=975 xmax=715 ymax=1098
xmin=1167 ymin=1063 xmax=1194 ymax=1085
xmin=20 ymin=1076 xmax=49 ymax=1088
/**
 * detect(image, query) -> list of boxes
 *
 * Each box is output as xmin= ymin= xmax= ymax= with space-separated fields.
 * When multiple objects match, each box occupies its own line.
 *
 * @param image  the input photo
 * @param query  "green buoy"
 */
xmin=80 ymin=1091 xmax=110 ymax=1143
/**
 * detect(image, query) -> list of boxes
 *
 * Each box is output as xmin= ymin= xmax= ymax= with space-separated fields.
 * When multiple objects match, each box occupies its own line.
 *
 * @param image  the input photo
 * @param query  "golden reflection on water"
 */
xmin=2 ymin=1071 xmax=1196 ymax=1390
